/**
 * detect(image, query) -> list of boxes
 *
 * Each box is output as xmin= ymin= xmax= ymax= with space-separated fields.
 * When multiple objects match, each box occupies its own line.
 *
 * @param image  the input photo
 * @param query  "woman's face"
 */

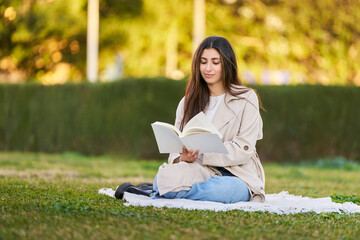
xmin=200 ymin=48 xmax=222 ymax=88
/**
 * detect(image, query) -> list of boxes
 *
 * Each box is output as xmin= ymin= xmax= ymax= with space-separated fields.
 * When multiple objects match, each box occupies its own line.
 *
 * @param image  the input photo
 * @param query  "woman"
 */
xmin=116 ymin=36 xmax=265 ymax=203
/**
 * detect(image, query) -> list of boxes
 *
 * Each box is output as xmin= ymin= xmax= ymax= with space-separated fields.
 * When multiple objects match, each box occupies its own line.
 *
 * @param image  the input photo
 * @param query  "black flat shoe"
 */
xmin=115 ymin=182 xmax=132 ymax=199
xmin=115 ymin=182 xmax=154 ymax=199
xmin=135 ymin=182 xmax=153 ymax=191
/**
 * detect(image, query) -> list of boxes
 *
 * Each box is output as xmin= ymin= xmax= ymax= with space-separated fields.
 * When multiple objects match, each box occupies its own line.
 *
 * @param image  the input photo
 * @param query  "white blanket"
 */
xmin=98 ymin=188 xmax=360 ymax=215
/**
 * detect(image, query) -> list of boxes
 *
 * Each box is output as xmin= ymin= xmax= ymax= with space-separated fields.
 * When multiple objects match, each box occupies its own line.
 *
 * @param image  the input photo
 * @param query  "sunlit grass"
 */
xmin=264 ymin=163 xmax=360 ymax=197
xmin=0 ymin=152 xmax=159 ymax=182
xmin=0 ymin=152 xmax=359 ymax=240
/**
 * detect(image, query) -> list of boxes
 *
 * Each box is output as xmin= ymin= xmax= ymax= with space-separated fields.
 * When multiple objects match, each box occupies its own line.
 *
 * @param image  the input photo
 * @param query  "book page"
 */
xmin=181 ymin=126 xmax=212 ymax=136
xmin=152 ymin=121 xmax=181 ymax=136
xmin=151 ymin=123 xmax=183 ymax=153
xmin=180 ymin=133 xmax=228 ymax=154
xmin=182 ymin=112 xmax=222 ymax=138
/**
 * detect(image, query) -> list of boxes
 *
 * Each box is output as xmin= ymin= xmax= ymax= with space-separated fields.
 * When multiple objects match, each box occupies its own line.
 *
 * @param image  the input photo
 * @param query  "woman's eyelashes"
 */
xmin=200 ymin=61 xmax=220 ymax=65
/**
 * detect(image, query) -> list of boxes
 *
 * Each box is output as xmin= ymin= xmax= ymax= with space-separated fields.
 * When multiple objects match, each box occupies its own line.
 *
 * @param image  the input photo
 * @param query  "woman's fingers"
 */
xmin=191 ymin=150 xmax=199 ymax=162
xmin=193 ymin=150 xmax=199 ymax=159
xmin=188 ymin=149 xmax=193 ymax=159
xmin=187 ymin=149 xmax=199 ymax=162
xmin=180 ymin=146 xmax=199 ymax=162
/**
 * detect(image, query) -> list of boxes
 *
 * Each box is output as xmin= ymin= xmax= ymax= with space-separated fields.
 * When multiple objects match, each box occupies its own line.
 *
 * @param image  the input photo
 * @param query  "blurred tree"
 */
xmin=1 ymin=0 xmax=88 ymax=83
xmin=1 ymin=0 xmax=360 ymax=85
xmin=206 ymin=0 xmax=360 ymax=85
xmin=0 ymin=0 xmax=143 ymax=83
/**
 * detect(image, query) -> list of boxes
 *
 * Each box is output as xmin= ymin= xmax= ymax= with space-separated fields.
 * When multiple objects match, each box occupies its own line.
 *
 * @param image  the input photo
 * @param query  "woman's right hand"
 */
xmin=180 ymin=146 xmax=199 ymax=163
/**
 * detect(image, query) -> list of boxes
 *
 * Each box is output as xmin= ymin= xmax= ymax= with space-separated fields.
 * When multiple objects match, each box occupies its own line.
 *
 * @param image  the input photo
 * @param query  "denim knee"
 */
xmin=212 ymin=176 xmax=251 ymax=203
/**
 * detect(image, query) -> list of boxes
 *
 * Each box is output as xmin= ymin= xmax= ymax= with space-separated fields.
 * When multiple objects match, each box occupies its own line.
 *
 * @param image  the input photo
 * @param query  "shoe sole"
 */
xmin=135 ymin=182 xmax=153 ymax=191
xmin=115 ymin=182 xmax=132 ymax=199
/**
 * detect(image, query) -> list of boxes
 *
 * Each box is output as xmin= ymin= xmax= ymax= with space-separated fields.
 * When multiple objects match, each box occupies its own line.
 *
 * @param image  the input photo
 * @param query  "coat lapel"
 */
xmin=212 ymin=93 xmax=238 ymax=131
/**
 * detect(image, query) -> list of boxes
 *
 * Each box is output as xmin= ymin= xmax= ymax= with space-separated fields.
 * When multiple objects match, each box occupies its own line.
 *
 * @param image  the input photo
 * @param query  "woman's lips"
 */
xmin=205 ymin=74 xmax=214 ymax=78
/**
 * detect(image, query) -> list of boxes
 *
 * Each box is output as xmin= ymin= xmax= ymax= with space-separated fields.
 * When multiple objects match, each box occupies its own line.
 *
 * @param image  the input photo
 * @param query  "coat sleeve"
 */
xmin=167 ymin=97 xmax=185 ymax=164
xmin=202 ymin=90 xmax=263 ymax=167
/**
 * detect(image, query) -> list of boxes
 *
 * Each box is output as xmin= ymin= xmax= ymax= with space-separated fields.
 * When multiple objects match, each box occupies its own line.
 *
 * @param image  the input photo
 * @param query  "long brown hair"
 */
xmin=181 ymin=36 xmax=260 ymax=130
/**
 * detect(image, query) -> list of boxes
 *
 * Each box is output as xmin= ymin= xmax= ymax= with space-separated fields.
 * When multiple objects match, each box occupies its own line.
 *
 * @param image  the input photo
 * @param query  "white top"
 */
xmin=205 ymin=93 xmax=225 ymax=123
xmin=175 ymin=93 xmax=225 ymax=161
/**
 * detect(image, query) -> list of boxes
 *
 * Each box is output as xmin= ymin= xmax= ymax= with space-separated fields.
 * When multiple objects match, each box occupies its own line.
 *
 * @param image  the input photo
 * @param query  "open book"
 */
xmin=151 ymin=112 xmax=228 ymax=154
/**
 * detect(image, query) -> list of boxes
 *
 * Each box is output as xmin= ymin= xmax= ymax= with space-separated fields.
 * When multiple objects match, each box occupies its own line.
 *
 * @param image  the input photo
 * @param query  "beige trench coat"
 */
xmin=156 ymin=86 xmax=266 ymax=202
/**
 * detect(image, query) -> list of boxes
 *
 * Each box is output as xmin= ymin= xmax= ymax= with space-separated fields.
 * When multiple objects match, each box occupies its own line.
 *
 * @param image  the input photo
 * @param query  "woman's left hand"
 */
xmin=180 ymin=146 xmax=199 ymax=163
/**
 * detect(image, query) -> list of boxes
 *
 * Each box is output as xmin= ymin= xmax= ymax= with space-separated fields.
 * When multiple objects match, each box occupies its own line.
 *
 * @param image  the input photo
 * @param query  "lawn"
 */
xmin=0 ymin=152 xmax=359 ymax=239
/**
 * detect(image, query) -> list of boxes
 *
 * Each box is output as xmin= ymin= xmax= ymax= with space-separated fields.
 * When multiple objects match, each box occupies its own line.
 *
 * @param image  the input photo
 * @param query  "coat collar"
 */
xmin=212 ymin=85 xmax=249 ymax=132
xmin=212 ymin=93 xmax=235 ymax=132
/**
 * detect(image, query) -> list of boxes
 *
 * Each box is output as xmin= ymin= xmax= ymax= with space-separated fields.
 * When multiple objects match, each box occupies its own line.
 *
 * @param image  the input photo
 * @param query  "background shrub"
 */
xmin=257 ymin=85 xmax=360 ymax=161
xmin=0 ymin=79 xmax=359 ymax=162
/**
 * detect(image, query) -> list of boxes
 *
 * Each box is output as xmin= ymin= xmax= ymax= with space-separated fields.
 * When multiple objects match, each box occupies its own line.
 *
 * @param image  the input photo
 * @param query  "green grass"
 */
xmin=0 ymin=152 xmax=359 ymax=240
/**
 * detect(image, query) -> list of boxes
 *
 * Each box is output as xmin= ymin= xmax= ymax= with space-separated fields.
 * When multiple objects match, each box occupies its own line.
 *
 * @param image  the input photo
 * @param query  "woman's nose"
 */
xmin=205 ymin=63 xmax=212 ymax=71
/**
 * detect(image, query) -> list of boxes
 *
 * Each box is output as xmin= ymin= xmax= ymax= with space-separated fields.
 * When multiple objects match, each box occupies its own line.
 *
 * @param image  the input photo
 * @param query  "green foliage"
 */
xmin=0 ymin=0 xmax=88 ymax=80
xmin=0 ymin=152 xmax=360 ymax=240
xmin=0 ymin=80 xmax=360 ymax=162
xmin=331 ymin=194 xmax=360 ymax=205
xmin=0 ymin=78 xmax=186 ymax=158
xmin=256 ymin=84 xmax=360 ymax=161
xmin=0 ymin=0 xmax=143 ymax=81
xmin=301 ymin=157 xmax=360 ymax=171
xmin=207 ymin=0 xmax=360 ymax=85
xmin=1 ymin=0 xmax=360 ymax=84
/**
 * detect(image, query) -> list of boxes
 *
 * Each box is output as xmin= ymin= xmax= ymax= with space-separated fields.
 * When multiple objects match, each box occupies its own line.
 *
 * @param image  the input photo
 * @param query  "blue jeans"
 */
xmin=152 ymin=168 xmax=251 ymax=204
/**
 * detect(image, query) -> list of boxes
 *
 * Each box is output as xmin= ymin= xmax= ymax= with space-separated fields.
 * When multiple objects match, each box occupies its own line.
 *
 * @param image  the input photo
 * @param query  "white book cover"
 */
xmin=151 ymin=112 xmax=228 ymax=154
